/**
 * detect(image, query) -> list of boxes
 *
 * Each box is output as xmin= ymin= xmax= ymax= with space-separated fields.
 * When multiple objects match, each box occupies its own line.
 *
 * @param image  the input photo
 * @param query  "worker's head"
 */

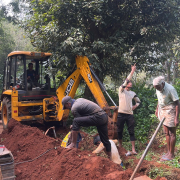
xmin=125 ymin=80 xmax=132 ymax=91
xmin=62 ymin=96 xmax=73 ymax=110
xmin=93 ymin=135 xmax=101 ymax=146
xmin=153 ymin=76 xmax=165 ymax=92
xmin=28 ymin=63 xmax=33 ymax=70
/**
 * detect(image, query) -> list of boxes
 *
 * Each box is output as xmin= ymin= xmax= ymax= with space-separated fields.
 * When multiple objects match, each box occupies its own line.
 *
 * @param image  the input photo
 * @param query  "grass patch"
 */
xmin=148 ymin=166 xmax=172 ymax=179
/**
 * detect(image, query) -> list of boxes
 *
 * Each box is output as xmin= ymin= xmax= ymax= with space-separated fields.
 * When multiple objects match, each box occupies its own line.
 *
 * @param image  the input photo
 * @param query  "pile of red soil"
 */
xmin=0 ymin=119 xmax=178 ymax=180
xmin=0 ymin=119 xmax=137 ymax=180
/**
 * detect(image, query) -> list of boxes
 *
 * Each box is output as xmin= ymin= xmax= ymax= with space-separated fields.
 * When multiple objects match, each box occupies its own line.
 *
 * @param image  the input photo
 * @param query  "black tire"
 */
xmin=1 ymin=97 xmax=11 ymax=129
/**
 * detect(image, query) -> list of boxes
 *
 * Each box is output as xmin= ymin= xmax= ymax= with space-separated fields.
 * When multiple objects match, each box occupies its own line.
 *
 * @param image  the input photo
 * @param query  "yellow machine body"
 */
xmin=1 ymin=53 xmax=117 ymax=138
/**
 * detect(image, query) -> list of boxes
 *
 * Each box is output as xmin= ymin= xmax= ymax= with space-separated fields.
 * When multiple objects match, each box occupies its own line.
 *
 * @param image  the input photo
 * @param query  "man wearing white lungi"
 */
xmin=153 ymin=76 xmax=179 ymax=161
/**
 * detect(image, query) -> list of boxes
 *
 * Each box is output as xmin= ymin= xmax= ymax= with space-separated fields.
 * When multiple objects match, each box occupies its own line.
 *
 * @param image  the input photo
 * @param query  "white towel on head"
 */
xmin=153 ymin=76 xmax=165 ymax=86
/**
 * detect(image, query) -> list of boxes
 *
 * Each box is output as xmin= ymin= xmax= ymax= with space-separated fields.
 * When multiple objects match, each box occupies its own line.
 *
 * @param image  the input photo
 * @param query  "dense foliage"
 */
xmin=173 ymin=79 xmax=180 ymax=144
xmin=133 ymin=82 xmax=157 ymax=143
xmin=0 ymin=8 xmax=14 ymax=90
xmin=20 ymin=0 xmax=180 ymax=81
xmin=0 ymin=0 xmax=36 ymax=92
xmin=104 ymin=81 xmax=157 ymax=143
xmin=1 ymin=0 xmax=180 ymax=146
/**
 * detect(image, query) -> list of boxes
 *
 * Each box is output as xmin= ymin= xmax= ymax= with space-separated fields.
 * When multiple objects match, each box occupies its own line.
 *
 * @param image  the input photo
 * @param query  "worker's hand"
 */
xmin=113 ymin=106 xmax=118 ymax=111
xmin=131 ymin=64 xmax=136 ymax=72
xmin=174 ymin=118 xmax=179 ymax=127
xmin=132 ymin=105 xmax=137 ymax=111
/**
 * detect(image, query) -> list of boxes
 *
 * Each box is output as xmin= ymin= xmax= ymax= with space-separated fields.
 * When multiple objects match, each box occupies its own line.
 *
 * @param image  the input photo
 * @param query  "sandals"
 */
xmin=131 ymin=151 xmax=138 ymax=155
xmin=125 ymin=151 xmax=131 ymax=156
xmin=160 ymin=157 xmax=173 ymax=162
xmin=125 ymin=151 xmax=138 ymax=156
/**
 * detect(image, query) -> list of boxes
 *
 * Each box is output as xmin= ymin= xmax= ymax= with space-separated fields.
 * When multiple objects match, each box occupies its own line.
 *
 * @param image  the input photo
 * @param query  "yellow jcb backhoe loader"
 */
xmin=1 ymin=51 xmax=118 ymax=139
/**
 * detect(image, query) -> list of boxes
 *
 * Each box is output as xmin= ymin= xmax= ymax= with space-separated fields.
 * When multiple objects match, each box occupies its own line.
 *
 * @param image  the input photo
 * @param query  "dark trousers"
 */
xmin=72 ymin=113 xmax=111 ymax=152
xmin=117 ymin=113 xmax=136 ymax=141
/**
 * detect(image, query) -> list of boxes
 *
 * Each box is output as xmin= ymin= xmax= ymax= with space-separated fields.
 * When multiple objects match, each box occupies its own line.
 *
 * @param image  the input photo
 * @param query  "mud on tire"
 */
xmin=1 ymin=97 xmax=11 ymax=129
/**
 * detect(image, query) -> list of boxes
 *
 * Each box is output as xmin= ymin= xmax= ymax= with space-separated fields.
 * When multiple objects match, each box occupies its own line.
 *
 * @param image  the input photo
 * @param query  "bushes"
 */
xmin=132 ymin=83 xmax=158 ymax=143
xmin=105 ymin=82 xmax=158 ymax=144
xmin=173 ymin=79 xmax=180 ymax=144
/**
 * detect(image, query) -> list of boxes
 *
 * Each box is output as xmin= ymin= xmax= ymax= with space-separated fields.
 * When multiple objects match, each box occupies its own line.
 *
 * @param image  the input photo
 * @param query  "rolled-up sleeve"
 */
xmin=134 ymin=95 xmax=141 ymax=107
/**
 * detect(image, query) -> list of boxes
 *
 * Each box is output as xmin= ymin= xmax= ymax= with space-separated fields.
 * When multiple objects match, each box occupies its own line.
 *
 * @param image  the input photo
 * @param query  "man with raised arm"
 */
xmin=117 ymin=64 xmax=141 ymax=155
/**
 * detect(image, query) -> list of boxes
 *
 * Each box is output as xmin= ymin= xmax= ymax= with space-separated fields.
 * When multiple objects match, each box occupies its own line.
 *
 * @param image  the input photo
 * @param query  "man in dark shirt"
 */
xmin=62 ymin=96 xmax=111 ymax=158
xmin=27 ymin=63 xmax=36 ymax=82
xmin=27 ymin=63 xmax=40 ymax=88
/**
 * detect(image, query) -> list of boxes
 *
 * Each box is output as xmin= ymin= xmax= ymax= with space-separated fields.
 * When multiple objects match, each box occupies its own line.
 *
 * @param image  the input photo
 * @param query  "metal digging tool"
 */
xmin=90 ymin=67 xmax=117 ymax=107
xmin=45 ymin=126 xmax=57 ymax=138
xmin=129 ymin=117 xmax=165 ymax=180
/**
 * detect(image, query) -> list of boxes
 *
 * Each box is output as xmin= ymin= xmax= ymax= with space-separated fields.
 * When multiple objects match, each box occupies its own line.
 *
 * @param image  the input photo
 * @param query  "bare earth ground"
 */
xmin=0 ymin=119 xmax=179 ymax=180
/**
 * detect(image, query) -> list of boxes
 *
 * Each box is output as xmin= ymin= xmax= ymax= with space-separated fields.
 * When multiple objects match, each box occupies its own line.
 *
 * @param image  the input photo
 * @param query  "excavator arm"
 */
xmin=43 ymin=55 xmax=117 ymax=139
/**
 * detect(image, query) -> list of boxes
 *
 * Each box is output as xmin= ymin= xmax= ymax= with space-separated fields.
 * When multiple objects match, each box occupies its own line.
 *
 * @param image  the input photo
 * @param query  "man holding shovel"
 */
xmin=61 ymin=96 xmax=111 ymax=158
xmin=153 ymin=76 xmax=179 ymax=161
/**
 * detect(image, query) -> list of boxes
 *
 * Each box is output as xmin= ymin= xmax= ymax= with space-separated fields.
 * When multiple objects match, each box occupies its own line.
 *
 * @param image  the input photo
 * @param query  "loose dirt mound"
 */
xmin=0 ymin=119 xmax=179 ymax=180
xmin=0 ymin=119 xmax=137 ymax=180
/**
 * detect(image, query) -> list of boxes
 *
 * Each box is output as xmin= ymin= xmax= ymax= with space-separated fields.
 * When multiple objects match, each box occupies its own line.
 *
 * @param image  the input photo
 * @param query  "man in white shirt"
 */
xmin=153 ymin=76 xmax=179 ymax=161
xmin=117 ymin=64 xmax=141 ymax=154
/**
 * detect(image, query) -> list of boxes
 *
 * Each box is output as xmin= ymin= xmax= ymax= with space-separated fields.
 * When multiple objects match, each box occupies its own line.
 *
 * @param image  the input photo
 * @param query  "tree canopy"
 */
xmin=0 ymin=6 xmax=14 ymax=90
xmin=21 ymin=0 xmax=180 ymax=81
xmin=0 ymin=1 xmax=35 ymax=91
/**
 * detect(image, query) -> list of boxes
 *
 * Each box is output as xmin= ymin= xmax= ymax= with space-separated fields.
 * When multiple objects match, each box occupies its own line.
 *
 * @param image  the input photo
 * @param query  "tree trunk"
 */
xmin=84 ymin=85 xmax=94 ymax=100
xmin=164 ymin=60 xmax=172 ymax=83
xmin=173 ymin=61 xmax=178 ymax=84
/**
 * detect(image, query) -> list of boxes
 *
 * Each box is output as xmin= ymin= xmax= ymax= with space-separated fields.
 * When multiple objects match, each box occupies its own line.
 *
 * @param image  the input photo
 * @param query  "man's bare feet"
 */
xmin=161 ymin=152 xmax=170 ymax=158
xmin=131 ymin=151 xmax=138 ymax=155
xmin=65 ymin=143 xmax=76 ymax=149
xmin=160 ymin=154 xmax=174 ymax=161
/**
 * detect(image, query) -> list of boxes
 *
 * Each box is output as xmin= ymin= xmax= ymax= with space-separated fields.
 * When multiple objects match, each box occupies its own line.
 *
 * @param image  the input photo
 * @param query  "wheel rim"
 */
xmin=3 ymin=105 xmax=8 ymax=126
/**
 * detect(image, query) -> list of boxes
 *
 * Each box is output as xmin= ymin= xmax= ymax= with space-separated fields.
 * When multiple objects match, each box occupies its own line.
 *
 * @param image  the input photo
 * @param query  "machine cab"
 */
xmin=2 ymin=51 xmax=56 ymax=101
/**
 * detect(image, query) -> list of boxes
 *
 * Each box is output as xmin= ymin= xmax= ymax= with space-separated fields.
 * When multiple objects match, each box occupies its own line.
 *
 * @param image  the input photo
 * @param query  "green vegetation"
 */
xmin=148 ymin=166 xmax=172 ymax=179
xmin=1 ymin=1 xmax=180 ymax=175
xmin=104 ymin=81 xmax=157 ymax=144
xmin=5 ymin=0 xmax=180 ymax=83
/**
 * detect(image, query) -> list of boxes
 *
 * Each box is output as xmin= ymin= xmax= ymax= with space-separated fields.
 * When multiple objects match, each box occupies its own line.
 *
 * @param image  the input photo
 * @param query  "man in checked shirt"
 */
xmin=117 ymin=64 xmax=141 ymax=155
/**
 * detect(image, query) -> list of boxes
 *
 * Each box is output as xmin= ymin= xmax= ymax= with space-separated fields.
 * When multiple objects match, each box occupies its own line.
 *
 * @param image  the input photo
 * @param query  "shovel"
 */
xmin=129 ymin=117 xmax=165 ymax=180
